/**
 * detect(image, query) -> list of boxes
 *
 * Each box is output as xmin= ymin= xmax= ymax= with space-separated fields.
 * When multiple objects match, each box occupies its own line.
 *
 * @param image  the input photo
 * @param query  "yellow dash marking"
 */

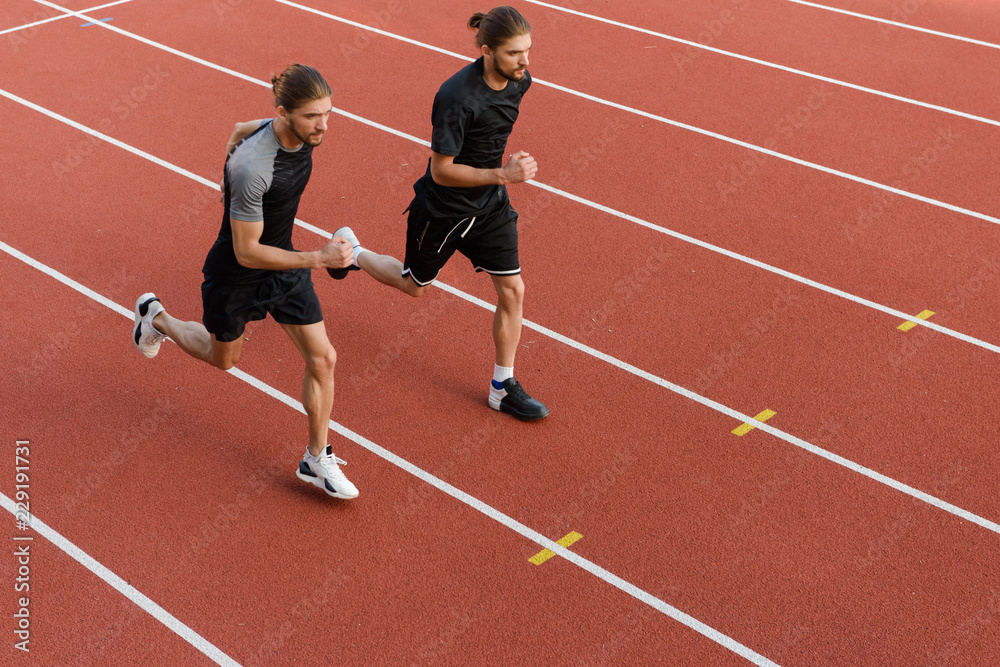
xmin=529 ymin=531 xmax=583 ymax=565
xmin=898 ymin=309 xmax=934 ymax=332
xmin=732 ymin=409 xmax=776 ymax=436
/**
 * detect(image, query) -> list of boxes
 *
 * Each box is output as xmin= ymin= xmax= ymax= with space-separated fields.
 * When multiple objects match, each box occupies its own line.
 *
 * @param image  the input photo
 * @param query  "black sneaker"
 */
xmin=489 ymin=378 xmax=550 ymax=421
xmin=327 ymin=226 xmax=362 ymax=280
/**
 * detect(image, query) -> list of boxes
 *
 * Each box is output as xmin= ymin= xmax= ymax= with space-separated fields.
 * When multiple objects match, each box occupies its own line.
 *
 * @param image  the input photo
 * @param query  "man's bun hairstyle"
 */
xmin=271 ymin=63 xmax=331 ymax=111
xmin=468 ymin=6 xmax=530 ymax=51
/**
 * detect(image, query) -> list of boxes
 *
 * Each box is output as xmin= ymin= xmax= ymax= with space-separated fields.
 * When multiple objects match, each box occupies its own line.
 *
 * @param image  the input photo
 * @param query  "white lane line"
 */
xmin=523 ymin=0 xmax=1000 ymax=128
xmin=3 ymin=76 xmax=999 ymax=358
xmin=0 ymin=492 xmax=242 ymax=666
xmin=6 ymin=101 xmax=1000 ymax=544
xmin=0 ymin=242 xmax=780 ymax=667
xmin=785 ymin=0 xmax=1000 ymax=50
xmin=0 ymin=0 xmax=132 ymax=37
xmin=271 ymin=0 xmax=1000 ymax=227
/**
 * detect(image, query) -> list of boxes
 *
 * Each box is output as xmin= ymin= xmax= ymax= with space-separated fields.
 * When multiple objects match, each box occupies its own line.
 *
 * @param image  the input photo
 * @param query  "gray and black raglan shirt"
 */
xmin=203 ymin=120 xmax=313 ymax=284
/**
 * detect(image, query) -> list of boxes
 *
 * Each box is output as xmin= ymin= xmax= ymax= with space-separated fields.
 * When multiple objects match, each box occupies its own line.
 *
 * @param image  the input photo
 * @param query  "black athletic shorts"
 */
xmin=201 ymin=268 xmax=322 ymax=342
xmin=402 ymin=188 xmax=520 ymax=287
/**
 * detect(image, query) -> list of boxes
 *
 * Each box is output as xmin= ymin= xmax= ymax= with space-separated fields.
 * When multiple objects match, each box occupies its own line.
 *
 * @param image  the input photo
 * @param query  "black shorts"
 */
xmin=201 ymin=268 xmax=322 ymax=343
xmin=402 ymin=190 xmax=520 ymax=287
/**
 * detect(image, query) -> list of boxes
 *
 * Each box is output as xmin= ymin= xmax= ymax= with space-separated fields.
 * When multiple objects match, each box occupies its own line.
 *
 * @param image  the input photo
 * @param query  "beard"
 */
xmin=289 ymin=119 xmax=325 ymax=147
xmin=493 ymin=58 xmax=527 ymax=83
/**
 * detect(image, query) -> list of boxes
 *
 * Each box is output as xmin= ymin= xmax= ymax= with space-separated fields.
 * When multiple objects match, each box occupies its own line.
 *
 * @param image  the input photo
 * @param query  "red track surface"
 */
xmin=2 ymin=1 xmax=999 ymax=665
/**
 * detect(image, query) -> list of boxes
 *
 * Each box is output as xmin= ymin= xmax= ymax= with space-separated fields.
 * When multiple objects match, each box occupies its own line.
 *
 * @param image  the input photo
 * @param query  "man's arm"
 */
xmin=230 ymin=218 xmax=354 ymax=271
xmin=429 ymin=150 xmax=538 ymax=188
xmin=220 ymin=121 xmax=265 ymax=202
xmin=225 ymin=120 xmax=264 ymax=158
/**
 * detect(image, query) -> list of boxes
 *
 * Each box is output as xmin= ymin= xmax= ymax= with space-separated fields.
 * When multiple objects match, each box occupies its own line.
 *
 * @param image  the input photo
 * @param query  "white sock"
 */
xmin=493 ymin=364 xmax=514 ymax=385
xmin=305 ymin=448 xmax=321 ymax=463
xmin=353 ymin=246 xmax=367 ymax=267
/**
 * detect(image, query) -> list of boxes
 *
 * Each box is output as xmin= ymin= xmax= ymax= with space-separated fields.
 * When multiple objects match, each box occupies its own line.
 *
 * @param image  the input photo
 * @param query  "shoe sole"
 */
xmin=498 ymin=403 xmax=550 ymax=421
xmin=296 ymin=468 xmax=359 ymax=499
xmin=133 ymin=293 xmax=162 ymax=359
xmin=490 ymin=388 xmax=550 ymax=421
xmin=327 ymin=265 xmax=361 ymax=280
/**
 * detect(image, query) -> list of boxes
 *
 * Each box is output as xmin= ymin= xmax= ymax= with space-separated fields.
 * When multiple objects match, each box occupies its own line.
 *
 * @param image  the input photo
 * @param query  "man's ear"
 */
xmin=481 ymin=44 xmax=492 ymax=60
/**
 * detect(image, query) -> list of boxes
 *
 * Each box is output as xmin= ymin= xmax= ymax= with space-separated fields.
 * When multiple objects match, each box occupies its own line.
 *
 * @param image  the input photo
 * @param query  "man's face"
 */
xmin=488 ymin=33 xmax=532 ymax=82
xmin=284 ymin=96 xmax=332 ymax=147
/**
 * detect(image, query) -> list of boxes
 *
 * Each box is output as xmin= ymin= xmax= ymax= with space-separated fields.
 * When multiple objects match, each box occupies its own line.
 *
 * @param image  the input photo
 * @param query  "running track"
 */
xmin=1 ymin=0 xmax=998 ymax=665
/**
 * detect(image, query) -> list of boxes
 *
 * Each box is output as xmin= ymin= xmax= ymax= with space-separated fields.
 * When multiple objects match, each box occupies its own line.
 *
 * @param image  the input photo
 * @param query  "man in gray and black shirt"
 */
xmin=132 ymin=64 xmax=361 ymax=499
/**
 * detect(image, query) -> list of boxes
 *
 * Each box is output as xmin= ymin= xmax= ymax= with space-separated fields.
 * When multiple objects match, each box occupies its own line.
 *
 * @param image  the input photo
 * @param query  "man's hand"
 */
xmin=501 ymin=151 xmax=537 ymax=184
xmin=318 ymin=235 xmax=355 ymax=269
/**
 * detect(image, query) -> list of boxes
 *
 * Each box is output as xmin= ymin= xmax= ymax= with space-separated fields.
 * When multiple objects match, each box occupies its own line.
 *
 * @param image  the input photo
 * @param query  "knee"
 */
xmin=405 ymin=281 xmax=431 ymax=298
xmin=209 ymin=349 xmax=240 ymax=371
xmin=308 ymin=346 xmax=337 ymax=379
xmin=498 ymin=280 xmax=525 ymax=309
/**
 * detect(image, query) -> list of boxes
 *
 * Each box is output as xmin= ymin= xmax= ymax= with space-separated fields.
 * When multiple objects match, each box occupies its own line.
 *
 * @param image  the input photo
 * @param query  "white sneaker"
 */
xmin=296 ymin=445 xmax=359 ymax=499
xmin=133 ymin=293 xmax=168 ymax=359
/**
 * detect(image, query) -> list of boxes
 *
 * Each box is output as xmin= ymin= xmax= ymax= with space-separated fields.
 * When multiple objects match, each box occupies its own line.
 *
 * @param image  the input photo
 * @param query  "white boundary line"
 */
xmin=4 ymin=82 xmax=998 ymax=358
xmin=785 ymin=0 xmax=1000 ymax=50
xmin=523 ymin=0 xmax=1000 ymax=128
xmin=269 ymin=0 xmax=1000 ymax=228
xmin=0 ymin=241 xmax=780 ymax=667
xmin=0 ymin=0 xmax=132 ymax=37
xmin=0 ymin=492 xmax=242 ymax=666
xmin=2 ymin=90 xmax=999 ymax=540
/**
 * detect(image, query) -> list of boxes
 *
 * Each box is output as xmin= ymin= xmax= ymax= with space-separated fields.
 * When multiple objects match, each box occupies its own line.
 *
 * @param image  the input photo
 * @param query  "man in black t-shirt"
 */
xmin=131 ymin=65 xmax=362 ymax=499
xmin=347 ymin=7 xmax=549 ymax=421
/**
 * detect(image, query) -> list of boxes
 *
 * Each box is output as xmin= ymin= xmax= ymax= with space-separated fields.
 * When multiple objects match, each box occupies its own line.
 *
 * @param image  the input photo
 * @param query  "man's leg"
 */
xmin=491 ymin=274 xmax=524 ymax=367
xmin=152 ymin=312 xmax=244 ymax=369
xmin=357 ymin=252 xmax=430 ymax=297
xmin=280 ymin=321 xmax=337 ymax=456
xmin=488 ymin=273 xmax=548 ymax=420
xmin=134 ymin=292 xmax=244 ymax=369
xmin=281 ymin=320 xmax=358 ymax=499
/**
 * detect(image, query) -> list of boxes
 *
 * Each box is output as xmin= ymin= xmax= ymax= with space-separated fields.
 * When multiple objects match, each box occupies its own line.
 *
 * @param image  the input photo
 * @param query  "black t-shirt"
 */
xmin=203 ymin=121 xmax=313 ymax=284
xmin=419 ymin=57 xmax=531 ymax=217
